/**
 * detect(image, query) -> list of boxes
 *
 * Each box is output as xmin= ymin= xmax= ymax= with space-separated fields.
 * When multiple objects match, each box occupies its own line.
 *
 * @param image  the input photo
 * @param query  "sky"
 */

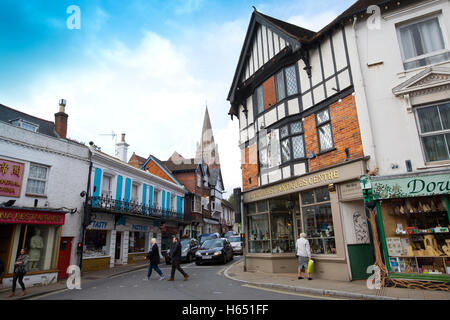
xmin=0 ymin=0 xmax=355 ymax=198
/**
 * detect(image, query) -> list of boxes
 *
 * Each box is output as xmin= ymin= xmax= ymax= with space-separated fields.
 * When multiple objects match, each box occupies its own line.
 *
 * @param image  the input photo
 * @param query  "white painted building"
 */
xmin=82 ymin=136 xmax=186 ymax=272
xmin=0 ymin=102 xmax=90 ymax=288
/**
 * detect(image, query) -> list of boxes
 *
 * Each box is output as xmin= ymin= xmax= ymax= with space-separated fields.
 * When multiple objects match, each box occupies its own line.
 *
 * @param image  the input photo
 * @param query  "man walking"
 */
xmin=146 ymin=238 xmax=165 ymax=280
xmin=168 ymin=236 xmax=189 ymax=281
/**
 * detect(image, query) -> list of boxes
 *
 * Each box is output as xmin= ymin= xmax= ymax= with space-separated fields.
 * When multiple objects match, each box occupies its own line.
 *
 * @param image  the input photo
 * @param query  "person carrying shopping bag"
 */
xmin=295 ymin=233 xmax=312 ymax=280
xmin=9 ymin=248 xmax=29 ymax=297
xmin=146 ymin=238 xmax=165 ymax=280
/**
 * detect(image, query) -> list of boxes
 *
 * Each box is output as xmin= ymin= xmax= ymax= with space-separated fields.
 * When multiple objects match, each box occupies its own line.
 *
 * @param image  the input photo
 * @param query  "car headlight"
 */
xmin=214 ymin=251 xmax=222 ymax=256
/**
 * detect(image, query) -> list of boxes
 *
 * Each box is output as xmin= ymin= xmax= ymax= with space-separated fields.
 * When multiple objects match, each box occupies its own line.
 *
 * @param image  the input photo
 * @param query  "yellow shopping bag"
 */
xmin=307 ymin=259 xmax=314 ymax=274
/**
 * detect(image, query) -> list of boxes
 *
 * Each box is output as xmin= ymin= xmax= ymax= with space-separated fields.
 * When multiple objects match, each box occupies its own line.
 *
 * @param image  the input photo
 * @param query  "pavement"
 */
xmin=223 ymin=260 xmax=450 ymax=300
xmin=0 ymin=260 xmax=149 ymax=300
xmin=2 ymin=257 xmax=450 ymax=300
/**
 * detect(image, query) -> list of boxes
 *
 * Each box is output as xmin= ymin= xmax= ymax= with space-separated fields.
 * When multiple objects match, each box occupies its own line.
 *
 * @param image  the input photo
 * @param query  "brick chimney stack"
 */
xmin=55 ymin=99 xmax=68 ymax=139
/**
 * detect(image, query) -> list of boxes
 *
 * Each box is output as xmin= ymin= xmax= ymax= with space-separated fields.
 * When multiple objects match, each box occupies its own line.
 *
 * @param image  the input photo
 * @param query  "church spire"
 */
xmin=195 ymin=105 xmax=220 ymax=168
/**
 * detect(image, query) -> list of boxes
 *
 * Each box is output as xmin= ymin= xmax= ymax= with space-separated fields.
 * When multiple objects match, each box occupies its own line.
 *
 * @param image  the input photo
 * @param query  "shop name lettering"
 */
xmin=92 ymin=221 xmax=108 ymax=229
xmin=249 ymin=170 xmax=339 ymax=200
xmin=0 ymin=211 xmax=62 ymax=223
xmin=407 ymin=179 xmax=450 ymax=194
xmin=132 ymin=225 xmax=148 ymax=231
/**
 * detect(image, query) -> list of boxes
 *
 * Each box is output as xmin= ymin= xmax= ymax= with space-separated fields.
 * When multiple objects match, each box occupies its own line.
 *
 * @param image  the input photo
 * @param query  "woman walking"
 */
xmin=295 ymin=233 xmax=312 ymax=280
xmin=146 ymin=238 xmax=165 ymax=280
xmin=9 ymin=248 xmax=29 ymax=297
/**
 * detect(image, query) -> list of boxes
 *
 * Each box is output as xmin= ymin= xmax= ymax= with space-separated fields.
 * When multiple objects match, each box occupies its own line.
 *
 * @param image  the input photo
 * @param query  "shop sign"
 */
xmin=90 ymin=220 xmax=109 ymax=229
xmin=0 ymin=209 xmax=65 ymax=225
xmin=132 ymin=224 xmax=148 ymax=231
xmin=246 ymin=169 xmax=339 ymax=202
xmin=368 ymin=174 xmax=450 ymax=200
xmin=0 ymin=159 xmax=25 ymax=197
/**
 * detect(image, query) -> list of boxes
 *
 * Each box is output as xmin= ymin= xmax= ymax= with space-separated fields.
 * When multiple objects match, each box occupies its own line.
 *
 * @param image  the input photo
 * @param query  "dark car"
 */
xmin=164 ymin=238 xmax=199 ymax=264
xmin=195 ymin=238 xmax=233 ymax=265
xmin=228 ymin=236 xmax=243 ymax=255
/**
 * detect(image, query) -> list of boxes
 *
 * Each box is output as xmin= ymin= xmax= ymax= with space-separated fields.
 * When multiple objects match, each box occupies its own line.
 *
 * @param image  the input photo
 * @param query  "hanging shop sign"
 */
xmin=0 ymin=159 xmax=25 ymax=197
xmin=0 ymin=208 xmax=65 ymax=225
xmin=362 ymin=173 xmax=450 ymax=200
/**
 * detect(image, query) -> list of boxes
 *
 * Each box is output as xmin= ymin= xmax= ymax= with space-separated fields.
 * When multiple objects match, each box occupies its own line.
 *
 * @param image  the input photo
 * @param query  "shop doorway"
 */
xmin=115 ymin=232 xmax=122 ymax=265
xmin=0 ymin=224 xmax=14 ymax=278
xmin=57 ymin=237 xmax=72 ymax=279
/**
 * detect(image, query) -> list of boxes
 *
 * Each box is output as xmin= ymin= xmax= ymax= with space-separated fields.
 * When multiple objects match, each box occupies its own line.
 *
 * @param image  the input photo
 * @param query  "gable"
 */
xmin=142 ymin=156 xmax=182 ymax=186
xmin=392 ymin=66 xmax=450 ymax=97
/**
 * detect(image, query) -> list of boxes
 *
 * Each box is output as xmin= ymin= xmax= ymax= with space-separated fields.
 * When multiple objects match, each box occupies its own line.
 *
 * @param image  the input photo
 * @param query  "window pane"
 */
xmin=247 ymin=203 xmax=257 ymax=214
xmin=301 ymin=190 xmax=315 ymax=205
xmin=259 ymin=148 xmax=268 ymax=168
xmin=280 ymin=125 xmax=289 ymax=138
xmin=290 ymin=121 xmax=303 ymax=134
xmin=285 ymin=65 xmax=298 ymax=96
xmin=26 ymin=179 xmax=46 ymax=195
xmin=84 ymin=230 xmax=109 ymax=257
xmin=257 ymin=200 xmax=268 ymax=212
xmin=259 ymin=133 xmax=267 ymax=148
xmin=275 ymin=71 xmax=286 ymax=101
xmin=422 ymin=135 xmax=449 ymax=161
xmin=439 ymin=103 xmax=450 ymax=130
xmin=29 ymin=165 xmax=47 ymax=180
xmin=292 ymin=135 xmax=305 ymax=159
xmin=256 ymin=86 xmax=264 ymax=114
xmin=316 ymin=109 xmax=330 ymax=125
xmin=315 ymin=187 xmax=330 ymax=202
xmin=417 ymin=106 xmax=442 ymax=133
xmin=318 ymin=123 xmax=333 ymax=151
xmin=270 ymin=212 xmax=294 ymax=253
xmin=281 ymin=139 xmax=291 ymax=162
xmin=248 ymin=214 xmax=270 ymax=253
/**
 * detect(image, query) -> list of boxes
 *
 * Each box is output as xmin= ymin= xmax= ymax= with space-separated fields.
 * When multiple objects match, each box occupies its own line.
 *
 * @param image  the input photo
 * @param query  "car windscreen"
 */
xmin=229 ymin=236 xmax=241 ymax=243
xmin=199 ymin=235 xmax=215 ymax=243
xmin=201 ymin=239 xmax=223 ymax=249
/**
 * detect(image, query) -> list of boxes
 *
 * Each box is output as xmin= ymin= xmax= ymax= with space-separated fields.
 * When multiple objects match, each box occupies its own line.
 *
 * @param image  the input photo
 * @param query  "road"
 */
xmin=31 ymin=256 xmax=338 ymax=300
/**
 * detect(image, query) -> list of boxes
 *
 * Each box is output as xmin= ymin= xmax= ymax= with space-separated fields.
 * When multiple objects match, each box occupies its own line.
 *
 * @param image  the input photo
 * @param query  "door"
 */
xmin=0 ymin=224 xmax=14 ymax=278
xmin=115 ymin=232 xmax=122 ymax=264
xmin=57 ymin=237 xmax=72 ymax=279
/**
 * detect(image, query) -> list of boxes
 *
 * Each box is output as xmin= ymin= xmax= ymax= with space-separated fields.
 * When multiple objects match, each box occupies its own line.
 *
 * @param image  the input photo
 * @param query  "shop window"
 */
xmin=270 ymin=197 xmax=295 ymax=253
xmin=415 ymin=102 xmax=450 ymax=162
xmin=381 ymin=196 xmax=450 ymax=276
xmin=10 ymin=225 xmax=59 ymax=273
xmin=397 ymin=15 xmax=449 ymax=70
xmin=83 ymin=229 xmax=109 ymax=258
xmin=248 ymin=213 xmax=270 ymax=253
xmin=26 ymin=164 xmax=48 ymax=195
xmin=129 ymin=232 xmax=146 ymax=253
xmin=316 ymin=109 xmax=334 ymax=153
xmin=300 ymin=187 xmax=336 ymax=255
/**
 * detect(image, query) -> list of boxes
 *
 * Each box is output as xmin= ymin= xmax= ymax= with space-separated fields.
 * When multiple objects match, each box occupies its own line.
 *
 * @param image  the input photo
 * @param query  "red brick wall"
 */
xmin=263 ymin=76 xmax=276 ymax=110
xmin=172 ymin=172 xmax=196 ymax=194
xmin=304 ymin=94 xmax=364 ymax=172
xmin=128 ymin=154 xmax=142 ymax=169
xmin=144 ymin=161 xmax=176 ymax=184
xmin=241 ymin=143 xmax=258 ymax=191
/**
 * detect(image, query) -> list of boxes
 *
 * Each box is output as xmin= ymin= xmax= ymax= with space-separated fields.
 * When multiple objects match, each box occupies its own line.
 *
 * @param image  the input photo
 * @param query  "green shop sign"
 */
xmin=360 ymin=174 xmax=450 ymax=200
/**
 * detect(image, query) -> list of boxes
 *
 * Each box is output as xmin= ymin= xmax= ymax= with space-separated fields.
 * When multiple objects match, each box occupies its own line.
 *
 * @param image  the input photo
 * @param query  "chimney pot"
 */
xmin=55 ymin=99 xmax=68 ymax=139
xmin=121 ymin=133 xmax=126 ymax=142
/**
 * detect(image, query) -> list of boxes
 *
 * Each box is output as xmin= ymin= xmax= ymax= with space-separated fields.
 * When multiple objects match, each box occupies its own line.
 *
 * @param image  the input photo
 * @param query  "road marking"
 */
xmin=241 ymin=284 xmax=347 ymax=300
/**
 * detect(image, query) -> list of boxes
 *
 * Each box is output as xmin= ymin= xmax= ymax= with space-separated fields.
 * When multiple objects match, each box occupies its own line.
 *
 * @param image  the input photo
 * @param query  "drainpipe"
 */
xmin=240 ymin=192 xmax=246 ymax=272
xmin=350 ymin=16 xmax=378 ymax=167
xmin=79 ymin=148 xmax=93 ymax=271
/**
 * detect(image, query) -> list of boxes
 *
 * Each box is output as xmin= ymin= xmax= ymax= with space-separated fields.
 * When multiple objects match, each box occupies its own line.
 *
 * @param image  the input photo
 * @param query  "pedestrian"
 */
xmin=146 ymin=238 xmax=165 ymax=281
xmin=295 ymin=233 xmax=312 ymax=280
xmin=9 ymin=248 xmax=29 ymax=297
xmin=168 ymin=236 xmax=189 ymax=281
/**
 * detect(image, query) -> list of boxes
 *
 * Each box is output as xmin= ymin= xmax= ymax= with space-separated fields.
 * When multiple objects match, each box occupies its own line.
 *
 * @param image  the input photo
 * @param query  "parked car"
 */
xmin=195 ymin=238 xmax=233 ymax=265
xmin=228 ymin=236 xmax=243 ymax=255
xmin=164 ymin=238 xmax=199 ymax=264
xmin=198 ymin=233 xmax=220 ymax=246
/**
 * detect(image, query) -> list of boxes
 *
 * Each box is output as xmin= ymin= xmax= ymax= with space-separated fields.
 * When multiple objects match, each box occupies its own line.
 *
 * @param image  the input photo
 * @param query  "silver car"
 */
xmin=228 ymin=236 xmax=243 ymax=255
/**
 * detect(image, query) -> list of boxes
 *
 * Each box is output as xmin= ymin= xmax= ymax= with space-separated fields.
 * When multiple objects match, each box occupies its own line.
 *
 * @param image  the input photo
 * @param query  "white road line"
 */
xmin=241 ymin=284 xmax=347 ymax=300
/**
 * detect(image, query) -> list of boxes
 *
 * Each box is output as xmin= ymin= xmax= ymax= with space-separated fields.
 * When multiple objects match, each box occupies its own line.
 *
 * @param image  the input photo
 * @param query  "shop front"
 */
xmin=0 ymin=207 xmax=66 ymax=288
xmin=242 ymin=159 xmax=371 ymax=281
xmin=361 ymin=170 xmax=450 ymax=283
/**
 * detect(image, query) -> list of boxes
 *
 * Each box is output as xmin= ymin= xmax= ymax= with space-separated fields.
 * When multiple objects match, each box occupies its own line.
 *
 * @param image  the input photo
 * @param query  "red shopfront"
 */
xmin=0 ymin=207 xmax=66 ymax=287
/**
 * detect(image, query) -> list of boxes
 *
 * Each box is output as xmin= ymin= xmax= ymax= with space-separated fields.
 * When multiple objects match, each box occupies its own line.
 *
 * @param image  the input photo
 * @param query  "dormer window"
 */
xmin=10 ymin=119 xmax=39 ymax=132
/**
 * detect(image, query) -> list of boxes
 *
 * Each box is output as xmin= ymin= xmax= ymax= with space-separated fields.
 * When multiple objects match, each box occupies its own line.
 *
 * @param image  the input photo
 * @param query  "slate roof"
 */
xmin=0 ymin=103 xmax=59 ymax=138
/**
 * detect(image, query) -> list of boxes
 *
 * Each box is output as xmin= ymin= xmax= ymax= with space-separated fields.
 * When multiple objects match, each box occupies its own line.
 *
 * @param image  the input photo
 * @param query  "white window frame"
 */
xmin=101 ymin=174 xmax=113 ymax=198
xmin=396 ymin=13 xmax=449 ymax=70
xmin=414 ymin=102 xmax=450 ymax=164
xmin=26 ymin=163 xmax=49 ymax=196
xmin=153 ymin=189 xmax=160 ymax=208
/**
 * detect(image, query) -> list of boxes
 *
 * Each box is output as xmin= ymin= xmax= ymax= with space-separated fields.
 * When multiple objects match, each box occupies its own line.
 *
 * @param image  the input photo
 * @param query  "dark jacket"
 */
xmin=169 ymin=241 xmax=182 ymax=263
xmin=0 ymin=256 xmax=4 ymax=276
xmin=148 ymin=243 xmax=160 ymax=265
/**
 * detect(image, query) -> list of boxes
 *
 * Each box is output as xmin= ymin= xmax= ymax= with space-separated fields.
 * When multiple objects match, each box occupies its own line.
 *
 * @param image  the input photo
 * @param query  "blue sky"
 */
xmin=0 ymin=0 xmax=355 ymax=196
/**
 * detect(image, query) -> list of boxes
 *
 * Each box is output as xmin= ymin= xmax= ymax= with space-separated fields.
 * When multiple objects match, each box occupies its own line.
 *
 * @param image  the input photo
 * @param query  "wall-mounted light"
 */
xmin=328 ymin=183 xmax=336 ymax=192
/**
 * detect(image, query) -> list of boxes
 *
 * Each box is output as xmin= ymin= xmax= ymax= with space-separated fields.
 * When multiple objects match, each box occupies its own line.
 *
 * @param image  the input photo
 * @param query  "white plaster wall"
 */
xmin=349 ymin=0 xmax=450 ymax=175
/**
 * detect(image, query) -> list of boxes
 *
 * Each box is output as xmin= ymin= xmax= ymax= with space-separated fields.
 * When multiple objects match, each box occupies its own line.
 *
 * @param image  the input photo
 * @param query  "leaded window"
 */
xmin=254 ymin=85 xmax=264 ymax=114
xmin=275 ymin=65 xmax=299 ymax=102
xmin=316 ymin=109 xmax=334 ymax=152
xmin=279 ymin=120 xmax=305 ymax=164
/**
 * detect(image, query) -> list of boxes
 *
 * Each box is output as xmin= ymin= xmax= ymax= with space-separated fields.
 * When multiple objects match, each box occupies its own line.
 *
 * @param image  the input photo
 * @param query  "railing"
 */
xmin=87 ymin=195 xmax=188 ymax=222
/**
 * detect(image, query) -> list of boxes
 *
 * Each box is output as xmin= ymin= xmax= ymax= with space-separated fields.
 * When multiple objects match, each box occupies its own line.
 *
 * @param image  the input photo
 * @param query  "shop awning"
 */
xmin=203 ymin=218 xmax=219 ymax=225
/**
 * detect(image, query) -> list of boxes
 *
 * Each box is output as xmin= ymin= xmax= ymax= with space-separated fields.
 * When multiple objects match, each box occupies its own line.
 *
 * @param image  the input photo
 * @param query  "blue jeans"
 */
xmin=147 ymin=263 xmax=163 ymax=278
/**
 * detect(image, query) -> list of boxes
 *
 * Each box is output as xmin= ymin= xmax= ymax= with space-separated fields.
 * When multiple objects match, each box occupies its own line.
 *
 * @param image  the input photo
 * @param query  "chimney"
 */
xmin=115 ymin=133 xmax=129 ymax=162
xmin=55 ymin=99 xmax=68 ymax=139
